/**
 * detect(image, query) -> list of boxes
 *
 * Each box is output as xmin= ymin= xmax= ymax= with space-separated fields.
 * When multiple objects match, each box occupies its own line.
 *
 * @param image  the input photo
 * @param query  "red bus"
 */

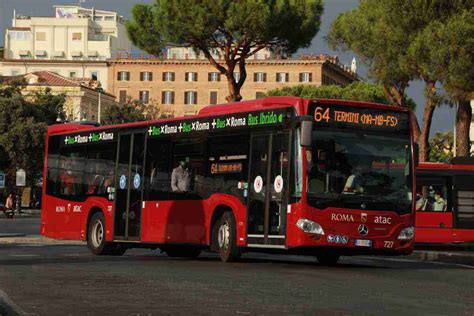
xmin=415 ymin=158 xmax=474 ymax=244
xmin=41 ymin=97 xmax=416 ymax=264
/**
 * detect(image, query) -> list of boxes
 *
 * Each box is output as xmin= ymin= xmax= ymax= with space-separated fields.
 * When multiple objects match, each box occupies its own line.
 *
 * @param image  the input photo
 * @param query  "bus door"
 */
xmin=453 ymin=176 xmax=474 ymax=230
xmin=247 ymin=131 xmax=290 ymax=248
xmin=114 ymin=131 xmax=146 ymax=241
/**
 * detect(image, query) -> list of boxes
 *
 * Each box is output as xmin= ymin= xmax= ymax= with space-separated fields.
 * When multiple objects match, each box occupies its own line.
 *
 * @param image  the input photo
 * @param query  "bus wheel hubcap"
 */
xmin=92 ymin=221 xmax=104 ymax=248
xmin=218 ymin=222 xmax=230 ymax=250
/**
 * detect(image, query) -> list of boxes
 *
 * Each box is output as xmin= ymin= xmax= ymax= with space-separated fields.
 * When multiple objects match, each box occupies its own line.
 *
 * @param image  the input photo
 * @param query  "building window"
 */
xmin=9 ymin=31 xmax=30 ymax=41
xmin=139 ymin=90 xmax=150 ymax=104
xmin=90 ymin=71 xmax=98 ymax=80
xmin=72 ymin=32 xmax=82 ymax=41
xmin=276 ymin=72 xmax=289 ymax=83
xmin=208 ymin=72 xmax=220 ymax=82
xmin=69 ymin=71 xmax=77 ymax=78
xmin=163 ymin=71 xmax=175 ymax=82
xmin=162 ymin=91 xmax=175 ymax=105
xmin=299 ymin=72 xmax=312 ymax=83
xmin=11 ymin=70 xmax=20 ymax=76
xmin=210 ymin=91 xmax=218 ymax=105
xmin=119 ymin=90 xmax=127 ymax=104
xmin=117 ymin=71 xmax=130 ymax=81
xmin=36 ymin=32 xmax=46 ymax=41
xmin=185 ymin=72 xmax=198 ymax=82
xmin=184 ymin=91 xmax=197 ymax=105
xmin=140 ymin=71 xmax=153 ymax=81
xmin=233 ymin=72 xmax=240 ymax=82
xmin=256 ymin=92 xmax=265 ymax=99
xmin=254 ymin=72 xmax=267 ymax=82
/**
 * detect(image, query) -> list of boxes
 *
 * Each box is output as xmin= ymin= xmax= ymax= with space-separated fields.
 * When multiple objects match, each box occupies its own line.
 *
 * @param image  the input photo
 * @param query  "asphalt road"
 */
xmin=1 ymin=217 xmax=474 ymax=315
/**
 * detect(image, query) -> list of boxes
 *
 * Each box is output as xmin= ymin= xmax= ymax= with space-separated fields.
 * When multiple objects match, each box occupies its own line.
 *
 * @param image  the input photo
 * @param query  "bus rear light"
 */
xmin=296 ymin=219 xmax=325 ymax=235
xmin=397 ymin=226 xmax=415 ymax=241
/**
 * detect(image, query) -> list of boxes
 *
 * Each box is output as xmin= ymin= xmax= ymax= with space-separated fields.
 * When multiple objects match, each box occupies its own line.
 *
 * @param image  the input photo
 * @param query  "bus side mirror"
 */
xmin=414 ymin=143 xmax=419 ymax=167
xmin=300 ymin=116 xmax=313 ymax=147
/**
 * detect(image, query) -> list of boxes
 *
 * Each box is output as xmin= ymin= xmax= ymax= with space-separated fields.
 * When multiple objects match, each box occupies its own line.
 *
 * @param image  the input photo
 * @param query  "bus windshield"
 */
xmin=306 ymin=130 xmax=412 ymax=214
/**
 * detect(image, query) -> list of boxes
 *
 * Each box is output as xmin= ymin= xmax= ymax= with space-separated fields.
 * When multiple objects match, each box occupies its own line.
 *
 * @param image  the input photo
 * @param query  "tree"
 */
xmin=0 ymin=84 xmax=65 ymax=193
xmin=429 ymin=131 xmax=454 ymax=163
xmin=430 ymin=9 xmax=474 ymax=157
xmin=126 ymin=0 xmax=324 ymax=102
xmin=266 ymin=81 xmax=417 ymax=107
xmin=101 ymin=100 xmax=147 ymax=125
xmin=327 ymin=0 xmax=473 ymax=161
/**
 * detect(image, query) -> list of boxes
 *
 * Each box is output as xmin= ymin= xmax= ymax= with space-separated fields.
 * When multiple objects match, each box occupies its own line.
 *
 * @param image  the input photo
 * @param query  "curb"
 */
xmin=413 ymin=250 xmax=474 ymax=261
xmin=0 ymin=233 xmax=26 ymax=238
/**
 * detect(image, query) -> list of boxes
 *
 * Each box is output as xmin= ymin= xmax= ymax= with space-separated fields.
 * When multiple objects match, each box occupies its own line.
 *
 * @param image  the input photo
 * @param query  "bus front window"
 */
xmin=306 ymin=130 xmax=412 ymax=214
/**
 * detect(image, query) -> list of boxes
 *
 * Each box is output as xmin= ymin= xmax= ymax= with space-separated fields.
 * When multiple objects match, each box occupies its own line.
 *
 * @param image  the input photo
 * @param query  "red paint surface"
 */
xmin=42 ymin=97 xmax=415 ymax=255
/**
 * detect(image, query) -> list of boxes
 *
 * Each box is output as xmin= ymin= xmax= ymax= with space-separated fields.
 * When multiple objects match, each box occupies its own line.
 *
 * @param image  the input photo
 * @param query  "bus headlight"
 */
xmin=397 ymin=226 xmax=415 ymax=241
xmin=296 ymin=219 xmax=325 ymax=235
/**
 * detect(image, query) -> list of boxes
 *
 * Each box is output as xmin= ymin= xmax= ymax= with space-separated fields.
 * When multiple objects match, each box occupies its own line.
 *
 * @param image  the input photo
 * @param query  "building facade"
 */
xmin=1 ymin=71 xmax=117 ymax=122
xmin=0 ymin=5 xmax=131 ymax=91
xmin=108 ymin=55 xmax=358 ymax=117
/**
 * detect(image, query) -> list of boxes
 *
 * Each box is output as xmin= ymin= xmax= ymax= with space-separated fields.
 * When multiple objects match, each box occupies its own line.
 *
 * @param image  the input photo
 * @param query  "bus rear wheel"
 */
xmin=217 ymin=211 xmax=241 ymax=262
xmin=316 ymin=253 xmax=340 ymax=266
xmin=87 ymin=212 xmax=124 ymax=256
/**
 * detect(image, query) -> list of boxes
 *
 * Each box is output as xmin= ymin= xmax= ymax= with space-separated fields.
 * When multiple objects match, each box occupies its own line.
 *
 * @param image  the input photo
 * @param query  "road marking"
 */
xmin=9 ymin=254 xmax=40 ymax=257
xmin=363 ymin=256 xmax=474 ymax=269
xmin=0 ymin=289 xmax=28 ymax=315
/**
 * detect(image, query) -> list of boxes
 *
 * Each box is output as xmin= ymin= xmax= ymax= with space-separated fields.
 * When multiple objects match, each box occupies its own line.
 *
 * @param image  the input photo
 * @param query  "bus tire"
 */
xmin=87 ymin=212 xmax=113 ymax=255
xmin=316 ymin=253 xmax=340 ymax=266
xmin=217 ymin=211 xmax=241 ymax=262
xmin=164 ymin=246 xmax=201 ymax=258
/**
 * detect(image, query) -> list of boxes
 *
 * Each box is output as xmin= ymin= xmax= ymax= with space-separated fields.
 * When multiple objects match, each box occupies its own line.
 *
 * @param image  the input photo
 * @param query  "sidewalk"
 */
xmin=1 ymin=209 xmax=40 ymax=218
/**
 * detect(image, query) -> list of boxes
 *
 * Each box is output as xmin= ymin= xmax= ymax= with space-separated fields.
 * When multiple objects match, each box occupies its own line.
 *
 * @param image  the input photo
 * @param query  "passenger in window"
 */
xmin=415 ymin=192 xmax=428 ymax=211
xmin=171 ymin=160 xmax=191 ymax=192
xmin=433 ymin=192 xmax=446 ymax=211
xmin=103 ymin=170 xmax=114 ymax=189
xmin=61 ymin=169 xmax=75 ymax=195
xmin=87 ymin=174 xmax=104 ymax=195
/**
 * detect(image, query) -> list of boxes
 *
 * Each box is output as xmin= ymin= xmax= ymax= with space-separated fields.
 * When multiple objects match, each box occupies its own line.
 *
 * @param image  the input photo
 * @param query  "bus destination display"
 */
xmin=147 ymin=108 xmax=288 ymax=137
xmin=310 ymin=103 xmax=409 ymax=134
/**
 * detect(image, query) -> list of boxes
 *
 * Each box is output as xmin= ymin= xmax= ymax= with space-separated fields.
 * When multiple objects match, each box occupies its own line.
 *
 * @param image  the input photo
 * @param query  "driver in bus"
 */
xmin=171 ymin=160 xmax=191 ymax=193
xmin=343 ymin=160 xmax=370 ymax=194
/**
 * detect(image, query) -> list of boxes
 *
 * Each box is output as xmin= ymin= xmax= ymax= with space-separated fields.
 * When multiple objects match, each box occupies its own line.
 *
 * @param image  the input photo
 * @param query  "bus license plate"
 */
xmin=355 ymin=239 xmax=372 ymax=247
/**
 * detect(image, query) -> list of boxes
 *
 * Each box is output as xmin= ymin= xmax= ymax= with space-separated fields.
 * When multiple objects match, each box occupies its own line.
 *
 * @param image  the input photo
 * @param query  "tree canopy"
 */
xmin=327 ymin=0 xmax=474 ymax=160
xmin=0 ymin=82 xmax=65 ymax=193
xmin=126 ymin=0 xmax=324 ymax=102
xmin=266 ymin=81 xmax=416 ymax=108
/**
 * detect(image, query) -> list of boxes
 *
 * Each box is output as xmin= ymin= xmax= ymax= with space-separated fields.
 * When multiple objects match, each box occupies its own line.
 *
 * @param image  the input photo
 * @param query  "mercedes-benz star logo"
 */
xmin=358 ymin=224 xmax=369 ymax=236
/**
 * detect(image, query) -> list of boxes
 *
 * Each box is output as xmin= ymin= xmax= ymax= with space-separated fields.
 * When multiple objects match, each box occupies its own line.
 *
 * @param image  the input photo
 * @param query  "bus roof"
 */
xmin=47 ymin=97 xmax=410 ymax=136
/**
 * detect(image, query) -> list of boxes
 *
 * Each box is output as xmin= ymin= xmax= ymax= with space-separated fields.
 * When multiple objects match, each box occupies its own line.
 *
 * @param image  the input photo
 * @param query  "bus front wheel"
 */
xmin=87 ymin=212 xmax=124 ymax=256
xmin=217 ymin=212 xmax=241 ymax=262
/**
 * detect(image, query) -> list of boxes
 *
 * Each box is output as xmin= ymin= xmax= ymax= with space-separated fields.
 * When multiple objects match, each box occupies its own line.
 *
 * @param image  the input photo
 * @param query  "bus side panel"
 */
xmin=140 ymin=194 xmax=246 ymax=246
xmin=41 ymin=197 xmax=55 ymax=238
xmin=415 ymin=212 xmax=453 ymax=243
xmin=204 ymin=194 xmax=247 ymax=247
xmin=141 ymin=200 xmax=206 ymax=244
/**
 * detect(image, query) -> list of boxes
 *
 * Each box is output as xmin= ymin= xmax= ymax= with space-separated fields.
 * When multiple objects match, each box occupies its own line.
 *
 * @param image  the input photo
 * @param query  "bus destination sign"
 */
xmin=310 ymin=103 xmax=409 ymax=134
xmin=63 ymin=131 xmax=115 ymax=146
xmin=148 ymin=109 xmax=288 ymax=137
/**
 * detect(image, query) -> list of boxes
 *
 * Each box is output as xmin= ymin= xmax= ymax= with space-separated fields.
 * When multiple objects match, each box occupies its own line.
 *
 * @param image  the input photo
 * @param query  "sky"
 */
xmin=0 ymin=0 xmax=456 ymax=134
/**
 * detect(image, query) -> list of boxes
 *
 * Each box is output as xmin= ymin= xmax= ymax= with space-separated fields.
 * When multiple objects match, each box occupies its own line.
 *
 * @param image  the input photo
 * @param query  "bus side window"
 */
xmin=57 ymin=145 xmax=86 ymax=201
xmin=171 ymin=139 xmax=205 ymax=199
xmin=85 ymin=142 xmax=116 ymax=197
xmin=206 ymin=134 xmax=249 ymax=203
xmin=144 ymin=138 xmax=171 ymax=200
xmin=46 ymin=136 xmax=61 ymax=197
xmin=416 ymin=179 xmax=449 ymax=212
